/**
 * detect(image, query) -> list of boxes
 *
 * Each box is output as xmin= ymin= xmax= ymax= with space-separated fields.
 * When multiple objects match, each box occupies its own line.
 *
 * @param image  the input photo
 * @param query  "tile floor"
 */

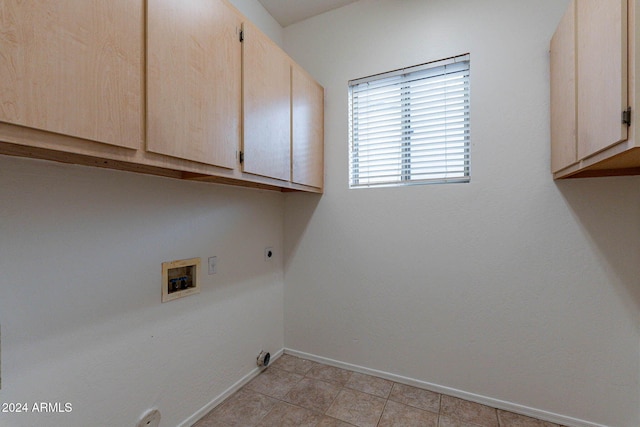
xmin=194 ymin=353 xmax=566 ymax=427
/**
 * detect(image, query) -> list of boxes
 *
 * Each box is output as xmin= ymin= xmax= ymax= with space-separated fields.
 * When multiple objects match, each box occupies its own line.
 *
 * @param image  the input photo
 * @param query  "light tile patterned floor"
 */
xmin=194 ymin=354 xmax=565 ymax=427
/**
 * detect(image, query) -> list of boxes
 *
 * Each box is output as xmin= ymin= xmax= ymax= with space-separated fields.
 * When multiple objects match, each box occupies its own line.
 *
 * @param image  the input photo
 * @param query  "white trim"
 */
xmin=349 ymin=53 xmax=470 ymax=85
xmin=178 ymin=348 xmax=284 ymax=427
xmin=348 ymin=56 xmax=471 ymax=189
xmin=283 ymin=348 xmax=609 ymax=427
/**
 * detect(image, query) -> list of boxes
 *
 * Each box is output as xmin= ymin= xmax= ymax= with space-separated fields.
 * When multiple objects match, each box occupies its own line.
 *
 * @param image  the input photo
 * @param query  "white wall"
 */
xmin=0 ymin=155 xmax=285 ymax=427
xmin=0 ymin=2 xmax=285 ymax=426
xmin=283 ymin=1 xmax=640 ymax=426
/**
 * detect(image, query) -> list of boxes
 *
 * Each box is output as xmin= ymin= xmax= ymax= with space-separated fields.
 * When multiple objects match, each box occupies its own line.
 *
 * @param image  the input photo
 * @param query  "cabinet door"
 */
xmin=242 ymin=22 xmax=291 ymax=181
xmin=550 ymin=0 xmax=577 ymax=173
xmin=0 ymin=0 xmax=143 ymax=149
xmin=577 ymin=0 xmax=629 ymax=159
xmin=292 ymin=65 xmax=324 ymax=188
xmin=147 ymin=0 xmax=240 ymax=169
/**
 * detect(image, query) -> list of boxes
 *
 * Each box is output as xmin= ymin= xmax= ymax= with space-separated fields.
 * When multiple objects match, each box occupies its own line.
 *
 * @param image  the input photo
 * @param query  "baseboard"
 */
xmin=179 ymin=348 xmax=284 ymax=427
xmin=284 ymin=348 xmax=608 ymax=427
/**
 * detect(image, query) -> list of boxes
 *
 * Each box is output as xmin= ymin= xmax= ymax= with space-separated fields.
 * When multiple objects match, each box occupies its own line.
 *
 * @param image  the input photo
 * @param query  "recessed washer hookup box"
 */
xmin=161 ymin=258 xmax=201 ymax=302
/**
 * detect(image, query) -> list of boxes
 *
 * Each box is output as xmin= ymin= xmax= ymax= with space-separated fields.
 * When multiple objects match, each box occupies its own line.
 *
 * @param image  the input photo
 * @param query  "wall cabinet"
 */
xmin=240 ymin=22 xmax=324 ymax=189
xmin=147 ymin=0 xmax=240 ymax=169
xmin=0 ymin=0 xmax=143 ymax=150
xmin=550 ymin=0 xmax=577 ymax=173
xmin=241 ymin=21 xmax=292 ymax=182
xmin=551 ymin=0 xmax=640 ymax=178
xmin=292 ymin=64 xmax=324 ymax=188
xmin=0 ymin=0 xmax=323 ymax=193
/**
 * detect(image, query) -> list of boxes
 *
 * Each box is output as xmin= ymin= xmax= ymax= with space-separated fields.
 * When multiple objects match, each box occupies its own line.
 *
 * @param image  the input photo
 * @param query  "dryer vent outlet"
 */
xmin=257 ymin=350 xmax=270 ymax=367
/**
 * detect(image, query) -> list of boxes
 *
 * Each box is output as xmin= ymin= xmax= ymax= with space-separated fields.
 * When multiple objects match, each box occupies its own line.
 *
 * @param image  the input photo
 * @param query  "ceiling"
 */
xmin=258 ymin=0 xmax=358 ymax=27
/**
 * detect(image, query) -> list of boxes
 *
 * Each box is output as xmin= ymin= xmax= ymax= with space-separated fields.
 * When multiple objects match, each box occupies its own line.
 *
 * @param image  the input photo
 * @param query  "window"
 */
xmin=348 ymin=54 xmax=470 ymax=188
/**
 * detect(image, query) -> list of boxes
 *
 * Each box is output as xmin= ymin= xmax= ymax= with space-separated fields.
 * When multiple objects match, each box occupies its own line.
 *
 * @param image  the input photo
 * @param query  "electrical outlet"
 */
xmin=264 ymin=247 xmax=274 ymax=261
xmin=208 ymin=256 xmax=217 ymax=275
xmin=136 ymin=409 xmax=160 ymax=427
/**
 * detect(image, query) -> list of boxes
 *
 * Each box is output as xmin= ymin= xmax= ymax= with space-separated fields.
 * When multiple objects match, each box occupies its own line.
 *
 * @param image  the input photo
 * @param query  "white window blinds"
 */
xmin=348 ymin=54 xmax=470 ymax=188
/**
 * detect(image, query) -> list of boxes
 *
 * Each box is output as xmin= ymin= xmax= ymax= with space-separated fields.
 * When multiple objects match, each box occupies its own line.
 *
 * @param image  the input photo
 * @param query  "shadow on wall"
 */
xmin=0 ymin=156 xmax=285 ymax=347
xmin=283 ymin=192 xmax=322 ymax=272
xmin=555 ymin=176 xmax=640 ymax=313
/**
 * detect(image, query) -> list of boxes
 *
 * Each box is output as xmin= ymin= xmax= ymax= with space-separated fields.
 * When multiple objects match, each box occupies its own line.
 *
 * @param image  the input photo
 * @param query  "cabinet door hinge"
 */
xmin=239 ymin=151 xmax=244 ymax=163
xmin=623 ymin=107 xmax=632 ymax=126
xmin=239 ymin=30 xmax=244 ymax=42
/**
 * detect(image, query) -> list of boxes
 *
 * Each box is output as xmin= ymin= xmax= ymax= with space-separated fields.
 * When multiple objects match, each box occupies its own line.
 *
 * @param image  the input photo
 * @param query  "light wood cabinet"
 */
xmin=576 ymin=0 xmax=629 ymax=159
xmin=551 ymin=0 xmax=640 ymax=178
xmin=0 ymin=0 xmax=323 ymax=193
xmin=147 ymin=0 xmax=240 ymax=169
xmin=0 ymin=0 xmax=143 ymax=149
xmin=241 ymin=21 xmax=292 ymax=182
xmin=240 ymin=23 xmax=325 ymax=189
xmin=292 ymin=64 xmax=324 ymax=188
xmin=550 ymin=0 xmax=577 ymax=173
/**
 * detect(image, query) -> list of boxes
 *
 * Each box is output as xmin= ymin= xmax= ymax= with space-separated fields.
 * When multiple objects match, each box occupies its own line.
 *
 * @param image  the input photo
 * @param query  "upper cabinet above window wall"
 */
xmin=550 ymin=0 xmax=640 ymax=178
xmin=147 ymin=0 xmax=241 ymax=169
xmin=0 ymin=0 xmax=144 ymax=150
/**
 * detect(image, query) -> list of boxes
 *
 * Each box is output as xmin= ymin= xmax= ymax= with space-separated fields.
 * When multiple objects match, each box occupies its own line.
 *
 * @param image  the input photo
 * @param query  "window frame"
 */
xmin=348 ymin=54 xmax=471 ymax=189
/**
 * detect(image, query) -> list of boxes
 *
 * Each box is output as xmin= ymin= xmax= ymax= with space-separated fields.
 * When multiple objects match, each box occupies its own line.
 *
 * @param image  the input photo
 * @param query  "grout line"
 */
xmin=193 ymin=351 xmax=575 ymax=427
xmin=179 ymin=349 xmax=285 ymax=427
xmin=284 ymin=348 xmax=606 ymax=427
xmin=375 ymin=397 xmax=389 ymax=427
